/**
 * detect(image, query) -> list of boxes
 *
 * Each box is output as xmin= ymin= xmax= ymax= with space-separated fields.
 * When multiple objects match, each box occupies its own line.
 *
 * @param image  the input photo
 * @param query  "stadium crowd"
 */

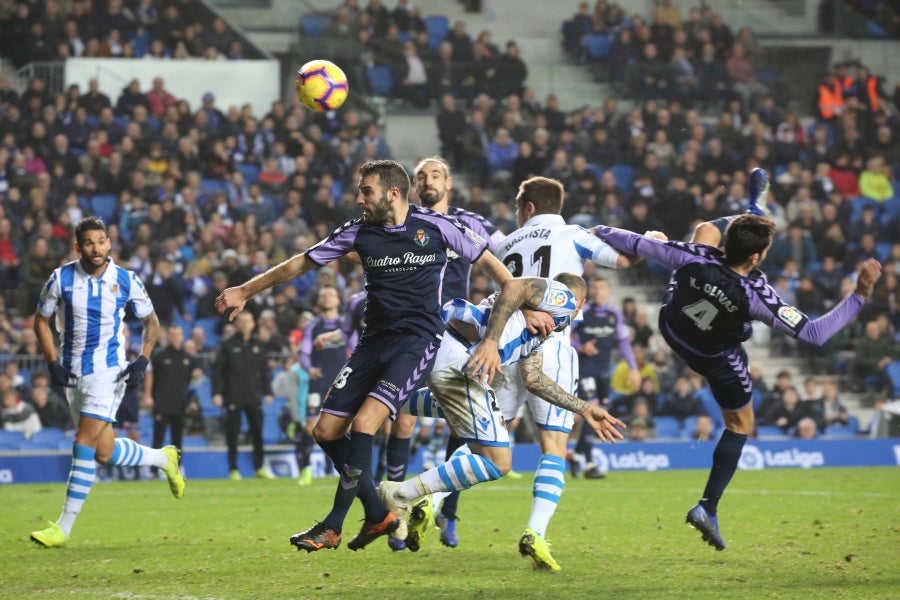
xmin=1 ymin=0 xmax=900 ymax=450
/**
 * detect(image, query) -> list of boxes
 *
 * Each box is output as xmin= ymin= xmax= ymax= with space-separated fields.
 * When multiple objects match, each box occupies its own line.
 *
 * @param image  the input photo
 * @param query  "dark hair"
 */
xmin=74 ymin=216 xmax=106 ymax=245
xmin=359 ymin=159 xmax=410 ymax=198
xmin=553 ymin=272 xmax=587 ymax=301
xmin=516 ymin=176 xmax=564 ymax=215
xmin=723 ymin=214 xmax=776 ymax=267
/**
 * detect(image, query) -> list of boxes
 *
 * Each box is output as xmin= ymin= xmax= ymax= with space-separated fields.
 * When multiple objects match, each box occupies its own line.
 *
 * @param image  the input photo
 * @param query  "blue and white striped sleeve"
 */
xmin=127 ymin=270 xmax=155 ymax=318
xmin=37 ymin=270 xmax=60 ymax=317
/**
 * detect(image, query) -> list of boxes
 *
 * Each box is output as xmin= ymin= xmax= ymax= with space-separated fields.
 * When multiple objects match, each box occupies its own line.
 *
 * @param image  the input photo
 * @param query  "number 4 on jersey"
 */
xmin=681 ymin=299 xmax=718 ymax=331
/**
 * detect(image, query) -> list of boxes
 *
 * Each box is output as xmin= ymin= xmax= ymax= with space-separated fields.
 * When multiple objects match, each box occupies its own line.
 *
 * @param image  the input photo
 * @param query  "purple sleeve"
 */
xmin=456 ymin=211 xmax=502 ymax=253
xmin=592 ymin=226 xmax=698 ymax=270
xmin=299 ymin=319 xmax=317 ymax=370
xmin=305 ymin=221 xmax=360 ymax=266
xmin=749 ymin=288 xmax=865 ymax=345
xmin=426 ymin=213 xmax=488 ymax=263
xmin=613 ymin=308 xmax=637 ymax=369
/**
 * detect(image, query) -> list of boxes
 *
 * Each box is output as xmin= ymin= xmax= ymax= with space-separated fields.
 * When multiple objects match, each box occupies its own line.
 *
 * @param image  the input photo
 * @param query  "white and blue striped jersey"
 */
xmin=442 ymin=278 xmax=578 ymax=365
xmin=38 ymin=258 xmax=154 ymax=376
xmin=495 ymin=214 xmax=620 ymax=278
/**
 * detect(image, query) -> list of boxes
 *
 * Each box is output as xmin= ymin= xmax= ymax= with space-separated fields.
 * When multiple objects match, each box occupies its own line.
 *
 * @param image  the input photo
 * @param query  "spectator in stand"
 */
xmin=79 ymin=78 xmax=112 ymax=118
xmin=486 ymin=127 xmax=519 ymax=191
xmin=858 ymin=155 xmax=895 ymax=202
xmin=851 ymin=319 xmax=898 ymax=392
xmin=768 ymin=222 xmax=818 ymax=272
xmin=1 ymin=387 xmax=42 ymax=438
xmin=0 ymin=217 xmax=20 ymax=293
xmin=815 ymin=70 xmax=844 ymax=122
xmin=610 ymin=344 xmax=657 ymax=396
xmin=820 ymin=379 xmax=850 ymax=431
xmin=29 ymin=372 xmax=74 ymax=431
xmin=845 ymin=233 xmax=881 ymax=274
xmin=491 ymin=40 xmax=528 ymax=100
xmin=765 ymin=385 xmax=812 ymax=435
xmin=658 ymin=375 xmax=705 ymax=423
xmin=794 ymin=417 xmax=818 ymax=439
xmin=146 ymin=77 xmax=177 ymax=120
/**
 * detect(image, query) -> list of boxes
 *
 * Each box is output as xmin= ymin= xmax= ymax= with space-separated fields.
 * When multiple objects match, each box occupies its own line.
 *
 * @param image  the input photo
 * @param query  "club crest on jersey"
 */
xmin=778 ymin=305 xmax=802 ymax=327
xmin=413 ymin=229 xmax=429 ymax=246
xmin=110 ymin=283 xmax=119 ymax=295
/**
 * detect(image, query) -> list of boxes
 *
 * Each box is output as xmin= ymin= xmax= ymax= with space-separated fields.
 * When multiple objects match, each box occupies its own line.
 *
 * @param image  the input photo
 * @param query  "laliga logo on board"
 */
xmin=739 ymin=444 xmax=826 ymax=469
xmin=593 ymin=448 xmax=670 ymax=471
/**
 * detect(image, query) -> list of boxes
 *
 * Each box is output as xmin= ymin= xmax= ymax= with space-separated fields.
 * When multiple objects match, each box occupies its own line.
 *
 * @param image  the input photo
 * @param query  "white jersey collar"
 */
xmin=523 ymin=213 xmax=565 ymax=227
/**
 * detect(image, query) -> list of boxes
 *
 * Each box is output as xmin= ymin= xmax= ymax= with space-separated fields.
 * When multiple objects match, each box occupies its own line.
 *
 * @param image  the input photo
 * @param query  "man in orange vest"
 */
xmin=817 ymin=71 xmax=843 ymax=121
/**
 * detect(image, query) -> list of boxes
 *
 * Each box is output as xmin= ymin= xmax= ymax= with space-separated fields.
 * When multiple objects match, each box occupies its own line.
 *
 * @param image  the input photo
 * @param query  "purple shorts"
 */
xmin=320 ymin=329 xmax=441 ymax=419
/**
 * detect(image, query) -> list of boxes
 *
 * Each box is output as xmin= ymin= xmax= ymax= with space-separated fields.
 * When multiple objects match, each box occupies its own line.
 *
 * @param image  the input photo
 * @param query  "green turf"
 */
xmin=2 ymin=467 xmax=898 ymax=600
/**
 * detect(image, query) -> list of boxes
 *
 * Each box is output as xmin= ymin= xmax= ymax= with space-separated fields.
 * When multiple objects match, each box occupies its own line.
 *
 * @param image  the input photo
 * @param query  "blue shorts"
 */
xmin=320 ymin=330 xmax=441 ymax=419
xmin=660 ymin=323 xmax=752 ymax=412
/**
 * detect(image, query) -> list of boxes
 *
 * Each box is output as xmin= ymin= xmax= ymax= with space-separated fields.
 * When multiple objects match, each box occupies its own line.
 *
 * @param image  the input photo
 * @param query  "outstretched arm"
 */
xmin=518 ymin=351 xmax=626 ymax=442
xmin=755 ymin=259 xmax=882 ymax=345
xmin=593 ymin=225 xmax=696 ymax=270
xmin=215 ymin=253 xmax=315 ymax=321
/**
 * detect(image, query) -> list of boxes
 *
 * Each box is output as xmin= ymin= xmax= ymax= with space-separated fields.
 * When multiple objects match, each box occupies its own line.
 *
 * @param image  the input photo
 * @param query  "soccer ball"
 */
xmin=295 ymin=59 xmax=349 ymax=113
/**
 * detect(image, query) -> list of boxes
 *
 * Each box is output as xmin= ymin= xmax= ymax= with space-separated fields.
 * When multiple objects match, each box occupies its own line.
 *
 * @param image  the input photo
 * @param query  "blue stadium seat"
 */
xmin=299 ymin=13 xmax=328 ymax=37
xmin=90 ymin=194 xmax=119 ymax=223
xmin=425 ymin=15 xmax=450 ymax=50
xmin=262 ymin=414 xmax=282 ymax=445
xmin=267 ymin=395 xmax=288 ymax=419
xmin=182 ymin=435 xmax=209 ymax=448
xmin=29 ymin=427 xmax=67 ymax=446
xmin=586 ymin=163 xmax=605 ymax=181
xmin=680 ymin=415 xmax=700 ymax=439
xmin=608 ymin=164 xmax=635 ymax=191
xmin=237 ymin=163 xmax=260 ymax=185
xmin=864 ymin=19 xmax=890 ymax=38
xmin=20 ymin=438 xmax=63 ymax=450
xmin=849 ymin=196 xmax=881 ymax=222
xmin=695 ymin=386 xmax=724 ymax=428
xmin=366 ymin=65 xmax=395 ymax=97
xmin=826 ymin=415 xmax=860 ymax=437
xmin=581 ymin=33 xmax=612 ymax=62
xmin=0 ymin=430 xmax=26 ymax=450
xmin=653 ymin=416 xmax=681 ymax=439
xmin=886 ymin=360 xmax=900 ymax=397
xmin=194 ymin=317 xmax=221 ymax=347
xmin=756 ymin=425 xmax=787 ymax=438
xmin=200 ymin=177 xmax=227 ymax=196
xmin=424 ymin=15 xmax=449 ymax=38
xmin=140 ymin=413 xmax=155 ymax=441
xmin=879 ymin=199 xmax=900 ymax=227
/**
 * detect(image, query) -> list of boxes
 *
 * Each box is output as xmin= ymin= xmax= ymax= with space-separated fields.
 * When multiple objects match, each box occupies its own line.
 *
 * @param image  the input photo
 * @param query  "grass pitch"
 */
xmin=2 ymin=467 xmax=898 ymax=600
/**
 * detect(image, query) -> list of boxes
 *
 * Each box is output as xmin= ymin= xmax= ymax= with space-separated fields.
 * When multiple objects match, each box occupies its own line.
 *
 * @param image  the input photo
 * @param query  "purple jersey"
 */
xmin=572 ymin=302 xmax=635 ymax=377
xmin=306 ymin=205 xmax=488 ymax=339
xmin=443 ymin=206 xmax=504 ymax=302
xmin=593 ymin=226 xmax=865 ymax=355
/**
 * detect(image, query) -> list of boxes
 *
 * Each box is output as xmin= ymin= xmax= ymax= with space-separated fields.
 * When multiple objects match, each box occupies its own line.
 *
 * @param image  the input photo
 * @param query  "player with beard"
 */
xmin=382 ymin=156 xmax=506 ymax=550
xmin=215 ymin=160 xmax=532 ymax=552
xmin=30 ymin=217 xmax=184 ymax=548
